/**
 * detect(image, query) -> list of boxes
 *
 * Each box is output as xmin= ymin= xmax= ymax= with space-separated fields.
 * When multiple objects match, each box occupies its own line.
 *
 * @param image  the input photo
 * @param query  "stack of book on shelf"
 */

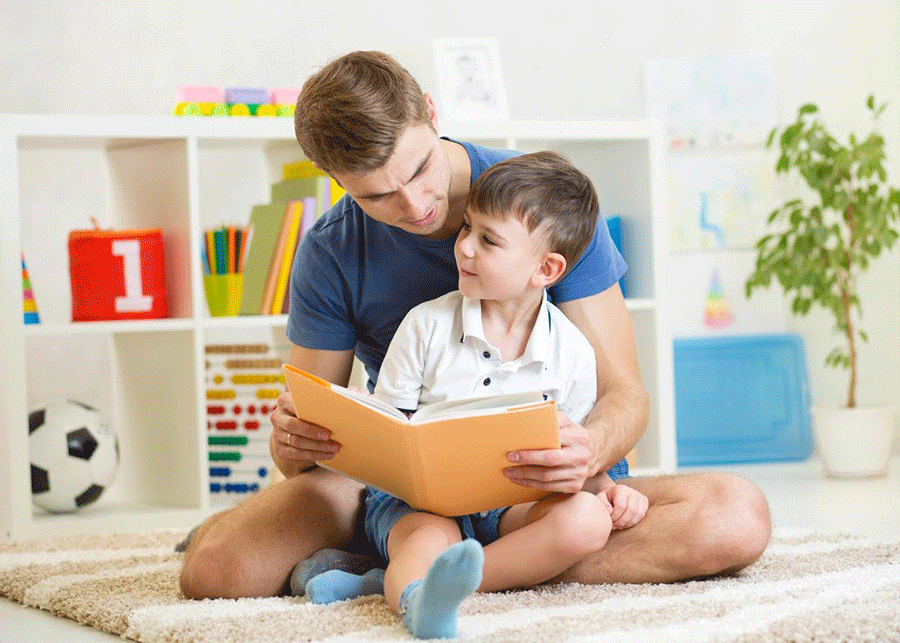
xmin=239 ymin=161 xmax=346 ymax=316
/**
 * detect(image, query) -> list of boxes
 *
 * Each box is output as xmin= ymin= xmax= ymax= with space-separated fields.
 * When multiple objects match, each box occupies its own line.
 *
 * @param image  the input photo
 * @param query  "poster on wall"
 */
xmin=667 ymin=152 xmax=774 ymax=251
xmin=644 ymin=53 xmax=777 ymax=149
xmin=668 ymin=252 xmax=786 ymax=337
xmin=645 ymin=53 xmax=783 ymax=336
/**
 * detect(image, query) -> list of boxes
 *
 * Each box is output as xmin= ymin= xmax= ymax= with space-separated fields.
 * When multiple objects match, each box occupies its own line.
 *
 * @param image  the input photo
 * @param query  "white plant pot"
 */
xmin=811 ymin=406 xmax=897 ymax=478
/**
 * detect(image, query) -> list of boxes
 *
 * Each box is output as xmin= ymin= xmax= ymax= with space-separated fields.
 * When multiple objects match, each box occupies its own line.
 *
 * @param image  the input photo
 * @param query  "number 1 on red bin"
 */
xmin=112 ymin=239 xmax=153 ymax=313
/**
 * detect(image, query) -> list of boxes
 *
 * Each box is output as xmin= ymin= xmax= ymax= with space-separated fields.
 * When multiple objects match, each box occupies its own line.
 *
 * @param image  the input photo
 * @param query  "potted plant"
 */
xmin=745 ymin=95 xmax=899 ymax=477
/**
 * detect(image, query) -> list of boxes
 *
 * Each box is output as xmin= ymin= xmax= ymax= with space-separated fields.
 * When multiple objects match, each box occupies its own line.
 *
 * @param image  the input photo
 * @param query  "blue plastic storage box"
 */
xmin=674 ymin=333 xmax=813 ymax=466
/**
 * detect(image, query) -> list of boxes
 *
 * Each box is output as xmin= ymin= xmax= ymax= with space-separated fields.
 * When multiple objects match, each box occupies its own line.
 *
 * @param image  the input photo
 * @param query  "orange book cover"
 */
xmin=282 ymin=364 xmax=560 ymax=516
xmin=259 ymin=202 xmax=297 ymax=314
xmin=270 ymin=201 xmax=304 ymax=314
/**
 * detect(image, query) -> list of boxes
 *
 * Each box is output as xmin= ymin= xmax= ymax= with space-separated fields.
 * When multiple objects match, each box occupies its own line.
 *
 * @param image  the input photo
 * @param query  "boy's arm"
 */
xmin=595 ymin=471 xmax=649 ymax=530
xmin=372 ymin=308 xmax=429 ymax=410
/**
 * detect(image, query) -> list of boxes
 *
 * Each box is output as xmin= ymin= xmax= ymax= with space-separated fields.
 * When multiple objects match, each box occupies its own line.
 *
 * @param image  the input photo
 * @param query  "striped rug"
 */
xmin=1 ymin=529 xmax=899 ymax=642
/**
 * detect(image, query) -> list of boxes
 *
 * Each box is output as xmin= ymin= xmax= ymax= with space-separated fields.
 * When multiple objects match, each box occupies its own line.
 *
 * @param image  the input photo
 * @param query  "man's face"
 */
xmin=330 ymin=124 xmax=456 ymax=240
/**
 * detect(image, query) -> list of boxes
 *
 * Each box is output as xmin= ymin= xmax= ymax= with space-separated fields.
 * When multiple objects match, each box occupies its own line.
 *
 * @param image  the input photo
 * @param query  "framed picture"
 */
xmin=432 ymin=37 xmax=509 ymax=121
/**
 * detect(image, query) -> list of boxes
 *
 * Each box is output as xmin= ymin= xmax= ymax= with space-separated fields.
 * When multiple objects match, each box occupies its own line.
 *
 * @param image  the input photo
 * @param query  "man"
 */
xmin=180 ymin=51 xmax=770 ymax=600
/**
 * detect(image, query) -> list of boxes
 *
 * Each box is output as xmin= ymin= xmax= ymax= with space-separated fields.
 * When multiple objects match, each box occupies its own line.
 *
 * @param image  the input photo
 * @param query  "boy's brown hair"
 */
xmin=294 ymin=51 xmax=432 ymax=176
xmin=466 ymin=151 xmax=600 ymax=278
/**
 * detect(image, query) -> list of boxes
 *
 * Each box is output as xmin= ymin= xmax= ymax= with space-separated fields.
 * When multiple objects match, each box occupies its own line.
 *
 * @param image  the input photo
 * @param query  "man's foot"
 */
xmin=399 ymin=539 xmax=484 ymax=639
xmin=174 ymin=525 xmax=199 ymax=553
xmin=289 ymin=548 xmax=379 ymax=596
xmin=305 ymin=568 xmax=386 ymax=604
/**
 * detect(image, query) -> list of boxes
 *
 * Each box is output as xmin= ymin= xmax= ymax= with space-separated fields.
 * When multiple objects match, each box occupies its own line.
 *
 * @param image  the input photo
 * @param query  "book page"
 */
xmin=330 ymin=384 xmax=409 ymax=422
xmin=410 ymin=391 xmax=545 ymax=424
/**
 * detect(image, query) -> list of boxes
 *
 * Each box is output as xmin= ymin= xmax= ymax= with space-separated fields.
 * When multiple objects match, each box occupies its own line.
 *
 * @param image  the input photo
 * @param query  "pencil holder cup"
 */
xmin=204 ymin=274 xmax=243 ymax=317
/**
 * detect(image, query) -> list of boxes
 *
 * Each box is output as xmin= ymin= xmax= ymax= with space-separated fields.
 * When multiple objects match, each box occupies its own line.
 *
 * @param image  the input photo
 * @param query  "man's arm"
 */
xmin=557 ymin=284 xmax=649 ymax=476
xmin=503 ymin=284 xmax=649 ymax=494
xmin=269 ymin=344 xmax=355 ymax=479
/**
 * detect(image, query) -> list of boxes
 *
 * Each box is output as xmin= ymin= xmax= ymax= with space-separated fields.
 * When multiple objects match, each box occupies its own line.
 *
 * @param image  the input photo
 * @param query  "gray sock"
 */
xmin=174 ymin=525 xmax=200 ymax=553
xmin=289 ymin=548 xmax=379 ymax=596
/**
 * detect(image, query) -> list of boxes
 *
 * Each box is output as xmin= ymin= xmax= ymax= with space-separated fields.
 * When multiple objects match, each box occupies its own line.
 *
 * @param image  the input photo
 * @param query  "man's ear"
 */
xmin=533 ymin=252 xmax=566 ymax=287
xmin=424 ymin=92 xmax=439 ymax=130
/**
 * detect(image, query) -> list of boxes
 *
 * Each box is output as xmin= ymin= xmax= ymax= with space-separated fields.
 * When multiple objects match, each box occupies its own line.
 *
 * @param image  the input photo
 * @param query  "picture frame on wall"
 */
xmin=432 ymin=37 xmax=509 ymax=121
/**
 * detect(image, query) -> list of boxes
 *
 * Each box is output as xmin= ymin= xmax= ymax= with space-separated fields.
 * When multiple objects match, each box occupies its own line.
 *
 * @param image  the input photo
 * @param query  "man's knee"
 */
xmin=692 ymin=473 xmax=771 ymax=576
xmin=179 ymin=471 xmax=366 ymax=600
xmin=179 ymin=520 xmax=264 ymax=599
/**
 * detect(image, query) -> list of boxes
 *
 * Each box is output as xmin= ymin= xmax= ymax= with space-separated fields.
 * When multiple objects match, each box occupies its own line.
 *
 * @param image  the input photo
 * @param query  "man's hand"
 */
xmin=503 ymin=411 xmax=593 ymax=494
xmin=603 ymin=484 xmax=648 ymax=530
xmin=269 ymin=390 xmax=341 ymax=476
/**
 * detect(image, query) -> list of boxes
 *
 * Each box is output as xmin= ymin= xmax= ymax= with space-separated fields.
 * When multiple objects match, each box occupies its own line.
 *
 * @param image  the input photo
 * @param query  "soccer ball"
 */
xmin=29 ymin=400 xmax=119 ymax=513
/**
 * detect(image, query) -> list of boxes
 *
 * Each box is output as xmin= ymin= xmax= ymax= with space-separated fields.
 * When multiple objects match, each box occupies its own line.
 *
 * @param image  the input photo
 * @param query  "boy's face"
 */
xmin=329 ymin=123 xmax=456 ymax=240
xmin=454 ymin=208 xmax=548 ymax=301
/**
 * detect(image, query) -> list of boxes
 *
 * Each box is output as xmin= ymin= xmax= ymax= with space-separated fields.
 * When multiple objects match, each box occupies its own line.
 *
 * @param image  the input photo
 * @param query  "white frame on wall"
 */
xmin=432 ymin=37 xmax=509 ymax=121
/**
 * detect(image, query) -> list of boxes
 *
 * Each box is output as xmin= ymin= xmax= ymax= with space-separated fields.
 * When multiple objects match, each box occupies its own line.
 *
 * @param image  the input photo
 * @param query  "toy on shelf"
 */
xmin=173 ymin=86 xmax=227 ymax=116
xmin=703 ymin=267 xmax=734 ymax=329
xmin=22 ymin=254 xmax=39 ymax=324
xmin=205 ymin=343 xmax=285 ymax=502
xmin=174 ymin=86 xmax=300 ymax=117
xmin=29 ymin=399 xmax=119 ymax=513
xmin=68 ymin=219 xmax=168 ymax=322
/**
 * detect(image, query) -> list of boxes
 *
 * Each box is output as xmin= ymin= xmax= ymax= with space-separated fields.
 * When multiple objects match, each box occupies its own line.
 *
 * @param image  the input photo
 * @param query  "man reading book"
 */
xmin=179 ymin=50 xmax=770 ymax=601
xmin=302 ymin=152 xmax=649 ymax=639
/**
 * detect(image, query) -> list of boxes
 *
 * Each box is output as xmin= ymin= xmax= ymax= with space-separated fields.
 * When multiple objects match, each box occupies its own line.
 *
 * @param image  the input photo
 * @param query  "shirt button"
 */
xmin=483 ymin=377 xmax=491 ymax=386
xmin=483 ymin=351 xmax=491 ymax=359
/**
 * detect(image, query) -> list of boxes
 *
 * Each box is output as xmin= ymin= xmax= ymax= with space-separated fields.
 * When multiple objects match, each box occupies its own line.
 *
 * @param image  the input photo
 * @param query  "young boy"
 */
xmin=304 ymin=152 xmax=649 ymax=639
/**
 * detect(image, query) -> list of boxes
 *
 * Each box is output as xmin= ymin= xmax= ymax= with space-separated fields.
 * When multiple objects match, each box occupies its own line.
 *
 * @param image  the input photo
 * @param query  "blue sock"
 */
xmin=399 ymin=539 xmax=484 ymax=639
xmin=289 ymin=548 xmax=378 ymax=596
xmin=305 ymin=568 xmax=386 ymax=604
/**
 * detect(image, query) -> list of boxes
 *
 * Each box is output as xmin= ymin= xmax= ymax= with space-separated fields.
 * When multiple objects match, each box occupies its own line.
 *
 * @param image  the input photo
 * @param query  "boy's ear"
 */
xmin=533 ymin=252 xmax=566 ymax=287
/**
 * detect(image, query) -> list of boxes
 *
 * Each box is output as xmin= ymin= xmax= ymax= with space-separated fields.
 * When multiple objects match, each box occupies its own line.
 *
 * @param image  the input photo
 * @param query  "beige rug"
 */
xmin=1 ymin=528 xmax=899 ymax=642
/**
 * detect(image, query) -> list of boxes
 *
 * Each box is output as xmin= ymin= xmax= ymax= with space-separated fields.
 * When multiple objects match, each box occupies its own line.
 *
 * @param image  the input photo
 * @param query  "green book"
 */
xmin=270 ymin=177 xmax=330 ymax=216
xmin=239 ymin=203 xmax=289 ymax=315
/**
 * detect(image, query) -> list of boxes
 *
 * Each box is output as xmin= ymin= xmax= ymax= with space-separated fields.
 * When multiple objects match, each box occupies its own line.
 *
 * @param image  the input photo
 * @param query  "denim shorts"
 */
xmin=364 ymin=457 xmax=629 ymax=563
xmin=364 ymin=488 xmax=507 ymax=564
xmin=607 ymin=456 xmax=630 ymax=481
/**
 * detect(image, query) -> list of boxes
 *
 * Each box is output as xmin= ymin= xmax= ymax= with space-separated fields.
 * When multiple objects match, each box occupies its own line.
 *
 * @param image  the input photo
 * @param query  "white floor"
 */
xmin=2 ymin=456 xmax=899 ymax=643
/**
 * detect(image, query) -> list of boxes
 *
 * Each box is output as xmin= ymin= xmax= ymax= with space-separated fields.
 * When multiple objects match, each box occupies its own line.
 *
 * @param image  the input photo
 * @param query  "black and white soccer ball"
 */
xmin=29 ymin=400 xmax=119 ymax=513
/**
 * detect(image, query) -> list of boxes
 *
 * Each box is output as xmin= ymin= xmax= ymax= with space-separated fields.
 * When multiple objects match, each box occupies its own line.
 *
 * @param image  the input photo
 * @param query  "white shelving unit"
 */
xmin=0 ymin=115 xmax=674 ymax=542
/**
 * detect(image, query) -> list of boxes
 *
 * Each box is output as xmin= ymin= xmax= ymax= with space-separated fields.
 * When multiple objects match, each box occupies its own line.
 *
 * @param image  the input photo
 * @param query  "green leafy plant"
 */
xmin=745 ymin=96 xmax=900 ymax=408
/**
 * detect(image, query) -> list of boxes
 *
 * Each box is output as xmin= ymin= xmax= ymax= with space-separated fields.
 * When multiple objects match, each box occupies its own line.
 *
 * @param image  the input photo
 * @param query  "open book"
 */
xmin=282 ymin=364 xmax=560 ymax=516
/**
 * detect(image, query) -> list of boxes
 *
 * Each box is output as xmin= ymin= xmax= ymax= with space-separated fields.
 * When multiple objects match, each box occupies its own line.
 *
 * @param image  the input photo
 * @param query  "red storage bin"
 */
xmin=68 ymin=227 xmax=168 ymax=321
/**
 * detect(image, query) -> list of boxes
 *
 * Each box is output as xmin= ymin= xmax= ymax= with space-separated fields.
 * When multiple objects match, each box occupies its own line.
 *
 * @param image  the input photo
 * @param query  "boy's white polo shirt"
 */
xmin=374 ymin=290 xmax=597 ymax=425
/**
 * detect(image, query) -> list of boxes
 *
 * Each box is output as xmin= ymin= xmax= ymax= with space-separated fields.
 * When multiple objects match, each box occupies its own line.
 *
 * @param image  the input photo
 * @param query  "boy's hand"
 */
xmin=603 ymin=484 xmax=648 ymax=530
xmin=503 ymin=411 xmax=592 ymax=494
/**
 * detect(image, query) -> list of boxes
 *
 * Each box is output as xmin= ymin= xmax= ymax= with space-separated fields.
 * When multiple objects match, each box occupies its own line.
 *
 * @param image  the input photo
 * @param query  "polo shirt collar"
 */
xmin=460 ymin=293 xmax=552 ymax=366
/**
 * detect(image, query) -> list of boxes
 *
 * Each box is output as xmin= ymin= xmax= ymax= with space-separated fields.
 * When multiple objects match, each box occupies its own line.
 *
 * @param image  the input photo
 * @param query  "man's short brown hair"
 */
xmin=294 ymin=51 xmax=432 ymax=176
xmin=466 ymin=151 xmax=600 ymax=278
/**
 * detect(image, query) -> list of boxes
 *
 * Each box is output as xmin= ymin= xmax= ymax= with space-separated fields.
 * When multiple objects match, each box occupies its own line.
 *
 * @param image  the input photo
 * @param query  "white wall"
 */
xmin=2 ymin=0 xmax=899 ymax=412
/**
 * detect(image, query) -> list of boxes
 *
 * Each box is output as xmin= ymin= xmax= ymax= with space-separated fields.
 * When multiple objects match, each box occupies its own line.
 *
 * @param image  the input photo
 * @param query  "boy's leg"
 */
xmin=385 ymin=513 xmax=483 ymax=639
xmin=479 ymin=491 xmax=612 ymax=593
xmin=382 ymin=512 xmax=465 ymax=611
xmin=180 ymin=467 xmax=366 ymax=599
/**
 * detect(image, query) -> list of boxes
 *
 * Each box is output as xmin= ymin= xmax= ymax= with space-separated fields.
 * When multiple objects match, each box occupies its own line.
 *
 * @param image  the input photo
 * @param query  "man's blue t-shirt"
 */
xmin=286 ymin=138 xmax=627 ymax=389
